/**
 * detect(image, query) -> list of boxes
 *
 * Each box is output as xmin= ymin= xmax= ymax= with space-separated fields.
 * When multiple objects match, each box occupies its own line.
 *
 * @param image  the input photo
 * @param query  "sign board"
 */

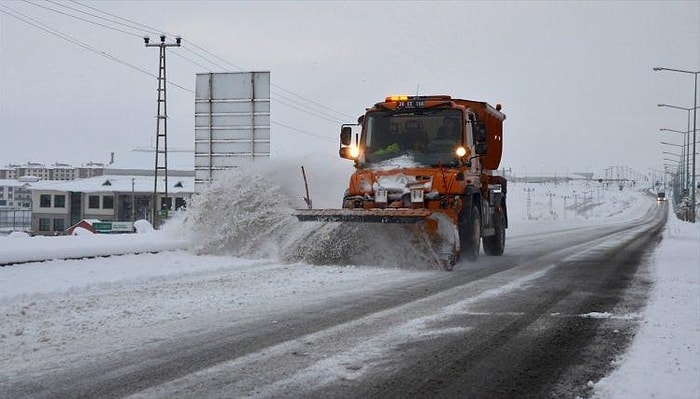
xmin=194 ymin=72 xmax=271 ymax=193
xmin=93 ymin=221 xmax=134 ymax=233
xmin=92 ymin=222 xmax=112 ymax=233
xmin=111 ymin=221 xmax=134 ymax=232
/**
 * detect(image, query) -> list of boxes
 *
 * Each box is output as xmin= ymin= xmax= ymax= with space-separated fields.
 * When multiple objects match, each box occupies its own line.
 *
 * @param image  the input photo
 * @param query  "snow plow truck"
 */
xmin=295 ymin=95 xmax=507 ymax=270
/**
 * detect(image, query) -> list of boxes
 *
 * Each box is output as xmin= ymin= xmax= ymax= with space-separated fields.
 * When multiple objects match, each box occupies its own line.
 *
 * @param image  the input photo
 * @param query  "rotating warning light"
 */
xmin=386 ymin=95 xmax=409 ymax=102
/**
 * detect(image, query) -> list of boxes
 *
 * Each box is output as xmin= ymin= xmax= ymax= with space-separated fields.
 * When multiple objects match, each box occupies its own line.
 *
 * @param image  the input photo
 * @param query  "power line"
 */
xmin=180 ymin=41 xmax=355 ymax=121
xmin=271 ymin=84 xmax=356 ymax=120
xmin=273 ymin=93 xmax=345 ymax=124
xmin=6 ymin=1 xmax=352 ymax=138
xmin=0 ymin=4 xmax=193 ymax=93
xmin=271 ymin=121 xmax=336 ymax=143
xmin=180 ymin=45 xmax=230 ymax=71
xmin=35 ymin=0 xmax=356 ymax=122
xmin=68 ymin=0 xmax=162 ymax=35
xmin=23 ymin=0 xmax=144 ymax=38
xmin=171 ymin=50 xmax=213 ymax=72
xmin=1 ymin=7 xmax=151 ymax=79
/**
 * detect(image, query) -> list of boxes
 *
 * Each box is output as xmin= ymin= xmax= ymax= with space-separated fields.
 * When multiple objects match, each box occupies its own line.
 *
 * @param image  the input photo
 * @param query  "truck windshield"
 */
xmin=362 ymin=109 xmax=463 ymax=167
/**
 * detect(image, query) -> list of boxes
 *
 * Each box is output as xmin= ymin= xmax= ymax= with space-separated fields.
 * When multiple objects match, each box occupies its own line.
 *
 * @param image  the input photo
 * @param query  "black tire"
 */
xmin=483 ymin=210 xmax=506 ymax=256
xmin=459 ymin=200 xmax=481 ymax=262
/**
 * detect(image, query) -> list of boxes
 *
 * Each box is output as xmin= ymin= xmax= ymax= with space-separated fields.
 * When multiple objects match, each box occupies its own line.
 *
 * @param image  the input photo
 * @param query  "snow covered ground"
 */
xmin=0 ymin=171 xmax=698 ymax=397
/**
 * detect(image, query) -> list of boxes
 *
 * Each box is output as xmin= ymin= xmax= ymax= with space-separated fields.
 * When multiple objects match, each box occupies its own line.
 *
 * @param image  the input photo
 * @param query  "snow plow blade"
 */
xmin=294 ymin=208 xmax=432 ymax=223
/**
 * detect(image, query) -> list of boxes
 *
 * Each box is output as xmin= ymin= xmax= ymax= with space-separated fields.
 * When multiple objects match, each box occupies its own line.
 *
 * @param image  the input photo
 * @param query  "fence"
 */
xmin=0 ymin=208 xmax=31 ymax=232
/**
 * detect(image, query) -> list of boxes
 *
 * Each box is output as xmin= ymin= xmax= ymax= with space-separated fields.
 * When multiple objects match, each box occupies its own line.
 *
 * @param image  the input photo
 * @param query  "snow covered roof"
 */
xmin=0 ymin=179 xmax=32 ymax=188
xmin=27 ymin=175 xmax=194 ymax=194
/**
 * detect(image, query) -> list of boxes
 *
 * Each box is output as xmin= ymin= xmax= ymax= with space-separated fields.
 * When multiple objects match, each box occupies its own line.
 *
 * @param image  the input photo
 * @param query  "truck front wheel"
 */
xmin=483 ymin=210 xmax=506 ymax=256
xmin=459 ymin=202 xmax=481 ymax=262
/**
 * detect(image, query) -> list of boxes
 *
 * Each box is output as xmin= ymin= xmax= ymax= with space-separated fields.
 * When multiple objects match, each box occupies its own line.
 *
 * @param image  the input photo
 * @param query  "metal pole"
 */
xmin=145 ymin=35 xmax=181 ymax=227
xmin=685 ymin=113 xmax=689 ymax=196
xmin=131 ymin=178 xmax=135 ymax=222
xmin=654 ymin=68 xmax=700 ymax=222
xmin=692 ymin=73 xmax=697 ymax=221
xmin=658 ymin=105 xmax=700 ymax=202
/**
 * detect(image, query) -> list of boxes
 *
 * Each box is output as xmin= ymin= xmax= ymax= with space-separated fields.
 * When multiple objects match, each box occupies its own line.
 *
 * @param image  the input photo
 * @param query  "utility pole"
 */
xmin=561 ymin=195 xmax=570 ymax=219
xmin=524 ymin=187 xmax=535 ymax=220
xmin=144 ymin=34 xmax=181 ymax=227
xmin=131 ymin=178 xmax=136 ymax=223
xmin=546 ymin=191 xmax=556 ymax=215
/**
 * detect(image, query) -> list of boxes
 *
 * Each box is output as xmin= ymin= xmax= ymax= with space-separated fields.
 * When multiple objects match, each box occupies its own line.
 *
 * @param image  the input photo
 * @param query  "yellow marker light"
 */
xmin=386 ymin=95 xmax=409 ymax=102
xmin=349 ymin=145 xmax=360 ymax=158
xmin=455 ymin=146 xmax=467 ymax=157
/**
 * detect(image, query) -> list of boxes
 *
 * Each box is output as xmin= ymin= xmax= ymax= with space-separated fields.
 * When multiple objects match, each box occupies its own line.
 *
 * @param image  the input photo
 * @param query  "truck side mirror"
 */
xmin=340 ymin=126 xmax=352 ymax=146
xmin=475 ymin=142 xmax=488 ymax=155
xmin=474 ymin=123 xmax=487 ymax=143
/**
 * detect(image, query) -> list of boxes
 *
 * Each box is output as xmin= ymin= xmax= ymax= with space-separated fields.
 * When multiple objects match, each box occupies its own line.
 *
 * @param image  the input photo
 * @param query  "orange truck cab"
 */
xmin=296 ymin=95 xmax=508 ymax=270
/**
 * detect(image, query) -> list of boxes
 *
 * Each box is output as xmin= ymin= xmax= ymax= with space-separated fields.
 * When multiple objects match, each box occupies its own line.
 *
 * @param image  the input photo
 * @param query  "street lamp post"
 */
xmin=660 ymin=142 xmax=684 ymax=147
xmin=660 ymin=139 xmax=689 ymax=195
xmin=658 ymin=104 xmax=700 ymax=207
xmin=654 ymin=68 xmax=699 ymax=222
xmin=660 ymin=129 xmax=687 ymax=192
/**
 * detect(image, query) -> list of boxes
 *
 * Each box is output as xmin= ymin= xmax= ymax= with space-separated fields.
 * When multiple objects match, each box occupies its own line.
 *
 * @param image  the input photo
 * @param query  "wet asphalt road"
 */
xmin=3 ymin=202 xmax=666 ymax=399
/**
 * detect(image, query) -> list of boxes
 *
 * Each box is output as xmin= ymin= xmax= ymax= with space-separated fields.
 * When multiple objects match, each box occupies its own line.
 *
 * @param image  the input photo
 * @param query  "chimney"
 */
xmin=110 ymin=152 xmax=115 ymax=165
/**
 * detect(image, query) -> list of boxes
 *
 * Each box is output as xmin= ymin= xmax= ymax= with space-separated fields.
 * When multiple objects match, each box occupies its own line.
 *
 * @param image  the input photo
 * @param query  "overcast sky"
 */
xmin=1 ymin=0 xmax=698 ymax=178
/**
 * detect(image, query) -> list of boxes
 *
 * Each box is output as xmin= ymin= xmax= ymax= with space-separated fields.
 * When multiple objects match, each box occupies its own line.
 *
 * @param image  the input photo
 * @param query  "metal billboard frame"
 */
xmin=194 ymin=72 xmax=271 ymax=192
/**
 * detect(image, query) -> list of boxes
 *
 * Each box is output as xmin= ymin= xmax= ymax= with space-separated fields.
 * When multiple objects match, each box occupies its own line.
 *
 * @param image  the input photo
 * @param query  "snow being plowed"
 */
xmin=182 ymin=167 xmax=440 ymax=269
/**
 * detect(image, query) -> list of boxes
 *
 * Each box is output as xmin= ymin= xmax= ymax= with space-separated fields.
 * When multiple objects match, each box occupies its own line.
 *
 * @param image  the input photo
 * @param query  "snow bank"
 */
xmin=0 ymin=228 xmax=188 ymax=265
xmin=593 ymin=209 xmax=700 ymax=399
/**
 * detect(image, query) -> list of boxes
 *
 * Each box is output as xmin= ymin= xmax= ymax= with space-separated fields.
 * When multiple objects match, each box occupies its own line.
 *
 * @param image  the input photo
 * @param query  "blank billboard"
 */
xmin=194 ymin=72 xmax=271 ymax=192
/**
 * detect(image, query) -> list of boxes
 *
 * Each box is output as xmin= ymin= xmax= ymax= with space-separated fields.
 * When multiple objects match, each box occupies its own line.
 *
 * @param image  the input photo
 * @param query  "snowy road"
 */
xmin=0 ymin=197 xmax=667 ymax=398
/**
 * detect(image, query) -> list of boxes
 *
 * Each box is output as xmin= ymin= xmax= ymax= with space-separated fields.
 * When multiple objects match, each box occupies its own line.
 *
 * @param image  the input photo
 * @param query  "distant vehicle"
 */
xmin=657 ymin=191 xmax=666 ymax=201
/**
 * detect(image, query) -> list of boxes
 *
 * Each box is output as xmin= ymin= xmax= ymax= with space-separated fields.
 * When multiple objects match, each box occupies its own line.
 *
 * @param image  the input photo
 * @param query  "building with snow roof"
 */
xmin=0 ymin=162 xmax=108 ymax=181
xmin=28 ymin=175 xmax=193 ymax=235
xmin=0 ymin=180 xmax=33 ymax=233
xmin=0 ymin=148 xmax=196 ymax=182
xmin=0 ymin=150 xmax=196 ymax=234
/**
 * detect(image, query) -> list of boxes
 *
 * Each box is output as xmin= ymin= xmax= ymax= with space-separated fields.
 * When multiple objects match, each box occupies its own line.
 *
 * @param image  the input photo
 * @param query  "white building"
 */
xmin=28 ymin=175 xmax=194 ymax=235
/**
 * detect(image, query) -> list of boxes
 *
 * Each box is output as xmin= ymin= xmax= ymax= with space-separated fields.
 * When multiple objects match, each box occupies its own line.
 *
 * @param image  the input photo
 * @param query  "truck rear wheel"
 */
xmin=459 ymin=202 xmax=481 ymax=262
xmin=483 ymin=211 xmax=505 ymax=256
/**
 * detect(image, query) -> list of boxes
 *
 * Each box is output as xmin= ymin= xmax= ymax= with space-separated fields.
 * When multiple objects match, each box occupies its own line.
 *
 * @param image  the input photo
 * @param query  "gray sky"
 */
xmin=1 ymin=0 xmax=698 ymax=177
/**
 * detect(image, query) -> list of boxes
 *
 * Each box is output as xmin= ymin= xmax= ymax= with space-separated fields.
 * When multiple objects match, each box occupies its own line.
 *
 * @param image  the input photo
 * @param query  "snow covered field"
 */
xmin=0 ymin=172 xmax=698 ymax=397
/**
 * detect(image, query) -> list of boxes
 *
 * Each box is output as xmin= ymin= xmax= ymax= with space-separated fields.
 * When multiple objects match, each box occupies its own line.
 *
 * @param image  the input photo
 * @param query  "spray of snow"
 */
xmin=181 ymin=164 xmax=441 ymax=269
